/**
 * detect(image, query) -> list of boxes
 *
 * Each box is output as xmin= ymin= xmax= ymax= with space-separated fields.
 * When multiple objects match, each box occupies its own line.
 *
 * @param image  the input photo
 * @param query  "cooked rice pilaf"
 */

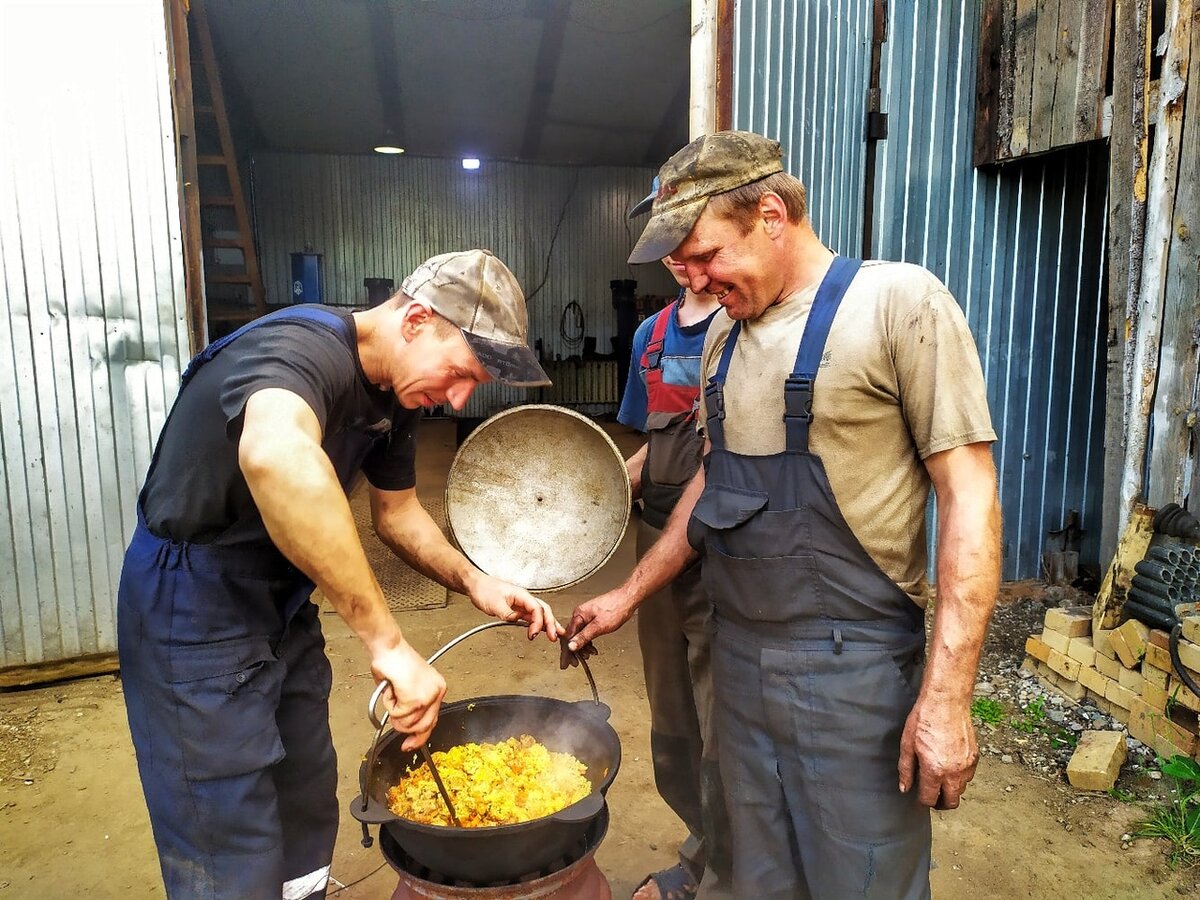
xmin=386 ymin=734 xmax=591 ymax=827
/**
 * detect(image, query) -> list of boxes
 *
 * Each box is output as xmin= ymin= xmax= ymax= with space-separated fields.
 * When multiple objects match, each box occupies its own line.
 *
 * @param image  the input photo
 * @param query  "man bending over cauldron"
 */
xmin=117 ymin=249 xmax=561 ymax=899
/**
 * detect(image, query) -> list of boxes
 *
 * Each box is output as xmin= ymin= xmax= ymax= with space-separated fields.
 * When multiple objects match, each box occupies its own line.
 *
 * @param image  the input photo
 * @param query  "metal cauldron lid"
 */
xmin=445 ymin=405 xmax=630 ymax=591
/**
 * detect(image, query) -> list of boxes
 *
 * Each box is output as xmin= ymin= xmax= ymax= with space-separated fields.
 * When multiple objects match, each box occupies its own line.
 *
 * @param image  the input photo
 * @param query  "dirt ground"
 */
xmin=2 ymin=419 xmax=1198 ymax=899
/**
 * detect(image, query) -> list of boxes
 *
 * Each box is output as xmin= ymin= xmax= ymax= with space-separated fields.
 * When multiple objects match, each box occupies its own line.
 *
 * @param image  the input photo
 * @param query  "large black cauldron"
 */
xmin=350 ymin=623 xmax=621 ymax=885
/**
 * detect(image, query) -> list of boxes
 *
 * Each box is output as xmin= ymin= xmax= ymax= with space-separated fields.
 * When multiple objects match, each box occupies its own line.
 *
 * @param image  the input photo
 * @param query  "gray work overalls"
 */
xmin=687 ymin=257 xmax=932 ymax=899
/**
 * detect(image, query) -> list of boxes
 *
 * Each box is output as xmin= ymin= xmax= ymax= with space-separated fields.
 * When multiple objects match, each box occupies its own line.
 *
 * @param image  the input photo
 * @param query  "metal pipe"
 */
xmin=1128 ymin=587 xmax=1175 ymax=614
xmin=1123 ymin=599 xmax=1177 ymax=631
xmin=1148 ymin=545 xmax=1182 ymax=565
xmin=1131 ymin=574 xmax=1174 ymax=600
xmin=1135 ymin=559 xmax=1178 ymax=583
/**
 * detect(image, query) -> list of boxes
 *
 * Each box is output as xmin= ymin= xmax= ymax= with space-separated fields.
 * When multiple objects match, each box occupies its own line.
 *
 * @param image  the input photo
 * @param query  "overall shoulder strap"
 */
xmin=784 ymin=257 xmax=862 ymax=451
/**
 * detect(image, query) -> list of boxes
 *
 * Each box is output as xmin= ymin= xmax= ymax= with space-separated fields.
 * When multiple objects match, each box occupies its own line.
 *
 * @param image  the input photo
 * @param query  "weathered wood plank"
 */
xmin=1010 ymin=0 xmax=1038 ymax=156
xmin=0 ymin=652 xmax=119 ymax=690
xmin=1093 ymin=504 xmax=1155 ymax=632
xmin=1029 ymin=0 xmax=1062 ymax=154
xmin=1101 ymin=0 xmax=1151 ymax=565
xmin=1147 ymin=1 xmax=1199 ymax=506
xmin=974 ymin=0 xmax=1005 ymax=165
xmin=1075 ymin=0 xmax=1114 ymax=141
xmin=1121 ymin=0 xmax=1191 ymax=525
xmin=1051 ymin=0 xmax=1082 ymax=147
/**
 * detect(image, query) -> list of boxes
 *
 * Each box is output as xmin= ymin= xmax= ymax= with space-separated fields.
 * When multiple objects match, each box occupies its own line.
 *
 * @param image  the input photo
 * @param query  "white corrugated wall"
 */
xmin=251 ymin=152 xmax=678 ymax=416
xmin=0 ymin=0 xmax=188 ymax=668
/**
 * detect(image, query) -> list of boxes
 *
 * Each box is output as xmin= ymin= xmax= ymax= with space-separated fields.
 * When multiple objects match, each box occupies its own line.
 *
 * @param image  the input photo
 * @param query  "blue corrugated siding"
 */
xmin=733 ymin=0 xmax=1108 ymax=579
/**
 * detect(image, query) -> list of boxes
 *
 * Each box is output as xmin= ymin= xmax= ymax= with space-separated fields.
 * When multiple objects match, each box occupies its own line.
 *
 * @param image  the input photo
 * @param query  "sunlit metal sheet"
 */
xmin=732 ymin=0 xmax=1108 ymax=579
xmin=0 ymin=0 xmax=187 ymax=668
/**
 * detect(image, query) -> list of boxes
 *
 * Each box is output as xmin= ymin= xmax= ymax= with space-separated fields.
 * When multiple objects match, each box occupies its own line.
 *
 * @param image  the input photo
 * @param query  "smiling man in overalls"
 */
xmin=618 ymin=196 xmax=730 ymax=898
xmin=565 ymin=132 xmax=1001 ymax=898
xmin=118 ymin=249 xmax=561 ymax=899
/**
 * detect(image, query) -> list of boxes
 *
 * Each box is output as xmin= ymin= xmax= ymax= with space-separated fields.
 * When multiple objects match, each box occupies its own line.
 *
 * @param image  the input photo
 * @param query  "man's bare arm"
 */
xmin=565 ymin=445 xmax=708 ymax=652
xmin=238 ymin=388 xmax=445 ymax=748
xmin=898 ymin=441 xmax=1001 ymax=808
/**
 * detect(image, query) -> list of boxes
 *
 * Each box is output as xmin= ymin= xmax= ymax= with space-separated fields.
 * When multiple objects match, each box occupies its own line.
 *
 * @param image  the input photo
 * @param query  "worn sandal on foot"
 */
xmin=633 ymin=863 xmax=699 ymax=900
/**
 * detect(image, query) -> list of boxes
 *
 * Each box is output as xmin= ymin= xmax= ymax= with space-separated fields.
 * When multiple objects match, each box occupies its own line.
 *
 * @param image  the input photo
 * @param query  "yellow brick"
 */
xmin=1051 ymin=673 xmax=1087 ymax=701
xmin=1078 ymin=666 xmax=1109 ymax=697
xmin=1112 ymin=619 xmax=1150 ymax=668
xmin=1024 ymin=636 xmax=1051 ymax=664
xmin=1066 ymin=730 xmax=1127 ymax=791
xmin=1093 ymin=627 xmax=1116 ymax=660
xmin=1068 ymin=636 xmax=1096 ymax=668
xmin=1110 ymin=704 xmax=1130 ymax=725
xmin=1118 ymin=666 xmax=1144 ymax=692
xmin=1141 ymin=662 xmax=1170 ymax=689
xmin=1148 ymin=629 xmax=1171 ymax=651
xmin=1178 ymin=640 xmax=1200 ymax=674
xmin=1042 ymin=628 xmax=1071 ymax=655
xmin=1182 ymin=616 xmax=1200 ymax=645
xmin=1045 ymin=606 xmax=1093 ymax=637
xmin=1144 ymin=642 xmax=1174 ymax=674
xmin=1048 ymin=649 xmax=1082 ymax=681
xmin=1106 ymin=680 xmax=1137 ymax=711
xmin=1129 ymin=697 xmax=1198 ymax=757
xmin=1168 ymin=678 xmax=1200 ymax=714
xmin=1141 ymin=679 xmax=1169 ymax=712
xmin=1096 ymin=653 xmax=1122 ymax=679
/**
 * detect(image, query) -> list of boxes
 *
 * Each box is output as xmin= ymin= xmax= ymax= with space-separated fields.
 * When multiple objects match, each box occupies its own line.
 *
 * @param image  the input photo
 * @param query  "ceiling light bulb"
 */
xmin=462 ymin=158 xmax=481 ymax=170
xmin=374 ymin=145 xmax=405 ymax=154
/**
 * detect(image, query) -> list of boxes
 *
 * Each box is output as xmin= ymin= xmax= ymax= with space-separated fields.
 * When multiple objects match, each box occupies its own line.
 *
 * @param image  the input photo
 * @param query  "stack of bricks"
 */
xmin=1023 ymin=609 xmax=1200 ymax=761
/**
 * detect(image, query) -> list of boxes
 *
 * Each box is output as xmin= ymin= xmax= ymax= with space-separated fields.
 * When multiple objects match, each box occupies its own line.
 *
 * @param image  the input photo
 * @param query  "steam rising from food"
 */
xmin=386 ymin=734 xmax=592 ymax=827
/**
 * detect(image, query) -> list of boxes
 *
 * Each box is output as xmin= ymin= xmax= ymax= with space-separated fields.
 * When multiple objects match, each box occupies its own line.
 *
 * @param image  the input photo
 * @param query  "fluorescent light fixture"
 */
xmin=374 ymin=145 xmax=405 ymax=154
xmin=462 ymin=157 xmax=481 ymax=170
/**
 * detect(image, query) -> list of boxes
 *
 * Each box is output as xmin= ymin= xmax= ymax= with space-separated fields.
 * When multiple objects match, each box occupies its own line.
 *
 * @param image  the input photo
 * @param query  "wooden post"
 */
xmin=1147 ymin=2 xmax=1200 ymax=506
xmin=1120 ymin=0 xmax=1191 ymax=526
xmin=1101 ymin=0 xmax=1151 ymax=565
xmin=166 ymin=0 xmax=207 ymax=354
xmin=690 ymin=0 xmax=719 ymax=139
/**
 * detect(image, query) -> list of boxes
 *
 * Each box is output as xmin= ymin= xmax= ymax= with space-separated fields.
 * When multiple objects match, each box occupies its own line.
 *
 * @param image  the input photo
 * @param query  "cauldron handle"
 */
xmin=367 ymin=620 xmax=599 ymax=732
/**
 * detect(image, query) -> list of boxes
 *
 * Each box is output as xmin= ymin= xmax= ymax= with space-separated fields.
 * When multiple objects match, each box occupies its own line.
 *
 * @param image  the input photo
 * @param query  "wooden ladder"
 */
xmin=188 ymin=0 xmax=265 ymax=332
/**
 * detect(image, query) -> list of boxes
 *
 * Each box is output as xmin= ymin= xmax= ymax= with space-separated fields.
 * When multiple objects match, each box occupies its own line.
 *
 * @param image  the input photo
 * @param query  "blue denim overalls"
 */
xmin=688 ymin=258 xmax=932 ymax=899
xmin=119 ymin=306 xmax=382 ymax=899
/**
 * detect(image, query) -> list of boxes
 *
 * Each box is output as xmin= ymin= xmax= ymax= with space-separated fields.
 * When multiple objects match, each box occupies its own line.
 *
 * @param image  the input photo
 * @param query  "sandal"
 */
xmin=633 ymin=863 xmax=699 ymax=900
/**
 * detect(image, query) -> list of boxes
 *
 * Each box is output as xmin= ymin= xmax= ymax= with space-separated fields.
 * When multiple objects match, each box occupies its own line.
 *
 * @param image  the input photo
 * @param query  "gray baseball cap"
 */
xmin=629 ymin=131 xmax=785 ymax=264
xmin=402 ymin=250 xmax=551 ymax=388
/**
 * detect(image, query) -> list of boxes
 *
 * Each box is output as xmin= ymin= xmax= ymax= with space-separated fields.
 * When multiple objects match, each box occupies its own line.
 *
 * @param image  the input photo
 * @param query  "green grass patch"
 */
xmin=1135 ymin=755 xmax=1200 ymax=865
xmin=971 ymin=696 xmax=1005 ymax=725
xmin=1009 ymin=695 xmax=1047 ymax=734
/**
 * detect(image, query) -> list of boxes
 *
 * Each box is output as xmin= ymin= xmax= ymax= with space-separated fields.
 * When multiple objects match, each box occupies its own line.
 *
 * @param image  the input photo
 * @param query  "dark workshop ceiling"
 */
xmin=203 ymin=0 xmax=692 ymax=167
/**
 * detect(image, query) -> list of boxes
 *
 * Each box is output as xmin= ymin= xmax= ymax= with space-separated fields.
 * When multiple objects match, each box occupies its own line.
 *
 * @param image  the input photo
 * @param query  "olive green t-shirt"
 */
xmin=696 ymin=259 xmax=997 ymax=605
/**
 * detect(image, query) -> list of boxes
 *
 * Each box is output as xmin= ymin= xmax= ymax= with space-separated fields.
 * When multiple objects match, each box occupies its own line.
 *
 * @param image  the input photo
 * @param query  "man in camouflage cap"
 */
xmin=566 ymin=131 xmax=1001 ymax=899
xmin=119 ymin=249 xmax=560 ymax=899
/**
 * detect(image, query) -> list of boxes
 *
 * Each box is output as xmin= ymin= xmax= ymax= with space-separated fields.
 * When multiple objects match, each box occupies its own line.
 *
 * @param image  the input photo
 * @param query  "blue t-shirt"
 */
xmin=618 ymin=292 xmax=718 ymax=433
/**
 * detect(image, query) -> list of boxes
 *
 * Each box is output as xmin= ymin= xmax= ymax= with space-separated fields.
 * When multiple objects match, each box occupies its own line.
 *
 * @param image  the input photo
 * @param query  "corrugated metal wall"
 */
xmin=733 ymin=0 xmax=1108 ymax=579
xmin=252 ymin=153 xmax=676 ymax=417
xmin=0 ymin=0 xmax=188 ymax=668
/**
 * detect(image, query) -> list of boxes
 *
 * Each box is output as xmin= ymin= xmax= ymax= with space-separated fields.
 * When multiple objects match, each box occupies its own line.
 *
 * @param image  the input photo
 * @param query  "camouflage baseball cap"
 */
xmin=402 ymin=249 xmax=551 ymax=388
xmin=628 ymin=130 xmax=784 ymax=264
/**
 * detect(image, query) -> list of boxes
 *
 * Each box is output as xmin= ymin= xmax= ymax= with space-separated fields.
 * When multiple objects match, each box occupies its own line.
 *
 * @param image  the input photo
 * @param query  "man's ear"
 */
xmin=400 ymin=301 xmax=435 ymax=341
xmin=759 ymin=192 xmax=788 ymax=239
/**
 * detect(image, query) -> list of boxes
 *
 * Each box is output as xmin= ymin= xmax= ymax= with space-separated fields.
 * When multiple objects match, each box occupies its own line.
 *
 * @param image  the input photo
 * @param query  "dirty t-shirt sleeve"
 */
xmin=219 ymin=322 xmax=355 ymax=442
xmin=696 ymin=314 xmax=735 ymax=439
xmin=891 ymin=284 xmax=997 ymax=458
xmin=361 ymin=408 xmax=420 ymax=491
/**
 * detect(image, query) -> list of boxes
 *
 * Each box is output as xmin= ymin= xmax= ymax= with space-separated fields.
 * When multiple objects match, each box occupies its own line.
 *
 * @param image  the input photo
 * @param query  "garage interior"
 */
xmin=175 ymin=0 xmax=692 ymax=420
